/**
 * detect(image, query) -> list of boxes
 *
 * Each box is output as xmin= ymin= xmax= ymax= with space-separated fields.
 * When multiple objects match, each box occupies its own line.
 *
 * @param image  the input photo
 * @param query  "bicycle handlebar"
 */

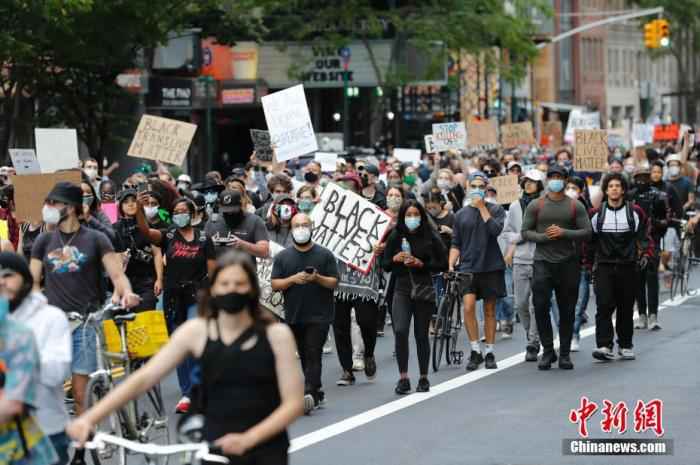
xmin=67 ymin=302 xmax=129 ymax=324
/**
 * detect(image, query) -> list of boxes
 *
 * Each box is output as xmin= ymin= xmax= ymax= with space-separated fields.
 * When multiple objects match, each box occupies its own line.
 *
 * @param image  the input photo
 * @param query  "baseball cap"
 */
xmin=468 ymin=171 xmax=489 ymax=184
xmin=364 ymin=164 xmax=380 ymax=176
xmin=523 ymin=169 xmax=545 ymax=183
xmin=177 ymin=174 xmax=192 ymax=184
xmin=46 ymin=181 xmax=83 ymax=206
xmin=546 ymin=164 xmax=568 ymax=178
xmin=218 ymin=190 xmax=242 ymax=214
xmin=507 ymin=161 xmax=522 ymax=171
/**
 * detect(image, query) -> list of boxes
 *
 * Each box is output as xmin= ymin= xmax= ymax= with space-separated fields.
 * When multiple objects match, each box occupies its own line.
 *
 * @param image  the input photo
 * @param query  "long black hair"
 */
xmin=396 ymin=199 xmax=431 ymax=239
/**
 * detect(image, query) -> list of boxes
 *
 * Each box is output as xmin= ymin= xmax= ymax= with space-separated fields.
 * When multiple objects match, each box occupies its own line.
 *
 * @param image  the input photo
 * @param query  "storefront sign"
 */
xmin=221 ymin=88 xmax=255 ymax=104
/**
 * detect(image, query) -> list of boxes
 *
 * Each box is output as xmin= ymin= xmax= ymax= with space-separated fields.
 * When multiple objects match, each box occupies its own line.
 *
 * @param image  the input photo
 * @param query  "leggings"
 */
xmin=334 ymin=298 xmax=378 ymax=371
xmin=392 ymin=291 xmax=434 ymax=376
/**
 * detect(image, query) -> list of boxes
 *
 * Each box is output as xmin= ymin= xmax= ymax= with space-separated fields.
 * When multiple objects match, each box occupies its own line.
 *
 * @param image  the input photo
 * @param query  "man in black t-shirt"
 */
xmin=271 ymin=213 xmax=338 ymax=409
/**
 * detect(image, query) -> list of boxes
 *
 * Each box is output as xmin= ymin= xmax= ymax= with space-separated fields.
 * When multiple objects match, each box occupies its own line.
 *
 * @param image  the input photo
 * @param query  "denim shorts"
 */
xmin=71 ymin=324 xmax=98 ymax=375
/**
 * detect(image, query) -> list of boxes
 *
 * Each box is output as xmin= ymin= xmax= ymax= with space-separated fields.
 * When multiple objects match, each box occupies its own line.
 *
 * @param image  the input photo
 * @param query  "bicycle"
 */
xmin=68 ymin=303 xmax=170 ymax=465
xmin=431 ymin=271 xmax=471 ymax=372
xmin=670 ymin=212 xmax=699 ymax=300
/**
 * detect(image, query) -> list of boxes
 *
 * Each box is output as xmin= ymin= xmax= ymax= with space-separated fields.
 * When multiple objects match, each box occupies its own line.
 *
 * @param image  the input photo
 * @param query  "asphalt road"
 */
xmin=101 ymin=273 xmax=700 ymax=465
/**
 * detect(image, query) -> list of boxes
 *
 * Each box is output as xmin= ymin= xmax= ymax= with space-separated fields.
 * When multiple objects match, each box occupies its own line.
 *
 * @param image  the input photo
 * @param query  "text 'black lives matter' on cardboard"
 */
xmin=574 ymin=129 xmax=608 ymax=172
xmin=128 ymin=115 xmax=197 ymax=166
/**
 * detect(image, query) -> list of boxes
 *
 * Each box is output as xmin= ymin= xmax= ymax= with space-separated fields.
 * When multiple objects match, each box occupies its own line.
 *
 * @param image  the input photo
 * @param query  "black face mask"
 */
xmin=304 ymin=172 xmax=319 ymax=184
xmin=636 ymin=181 xmax=650 ymax=192
xmin=210 ymin=292 xmax=251 ymax=315
xmin=361 ymin=174 xmax=370 ymax=188
xmin=223 ymin=211 xmax=244 ymax=227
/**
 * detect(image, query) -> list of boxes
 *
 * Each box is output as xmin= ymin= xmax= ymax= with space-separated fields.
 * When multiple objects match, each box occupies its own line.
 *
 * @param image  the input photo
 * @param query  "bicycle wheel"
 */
xmin=130 ymin=361 xmax=170 ymax=465
xmin=447 ymin=298 xmax=463 ymax=366
xmin=432 ymin=296 xmax=450 ymax=372
xmin=87 ymin=379 xmax=127 ymax=465
xmin=671 ymin=246 xmax=687 ymax=300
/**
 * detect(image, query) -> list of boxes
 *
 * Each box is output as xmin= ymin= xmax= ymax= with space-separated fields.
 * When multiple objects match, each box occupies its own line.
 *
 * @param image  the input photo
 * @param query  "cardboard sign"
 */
xmin=316 ymin=133 xmax=344 ymax=152
xmin=500 ymin=121 xmax=535 ymax=149
xmin=607 ymin=128 xmax=627 ymax=149
xmin=127 ymin=115 xmax=197 ymax=165
xmin=564 ymin=110 xmax=600 ymax=143
xmin=261 ymin=84 xmax=317 ymax=162
xmin=424 ymin=135 xmax=436 ymax=154
xmin=393 ymin=148 xmax=421 ymax=166
xmin=12 ymin=170 xmax=82 ymax=223
xmin=250 ymin=129 xmax=273 ymax=161
xmin=541 ymin=121 xmax=563 ymax=148
xmin=34 ymin=129 xmax=80 ymax=173
xmin=490 ymin=175 xmax=520 ymax=205
xmin=310 ymin=183 xmax=391 ymax=274
xmin=257 ymin=241 xmax=285 ymax=319
xmin=653 ymin=124 xmax=680 ymax=142
xmin=431 ymin=122 xmax=467 ymax=151
xmin=8 ymin=149 xmax=41 ymax=174
xmin=467 ymin=119 xmax=498 ymax=147
xmin=574 ymin=130 xmax=608 ymax=172
xmin=314 ymin=152 xmax=338 ymax=172
xmin=632 ymin=123 xmax=654 ymax=147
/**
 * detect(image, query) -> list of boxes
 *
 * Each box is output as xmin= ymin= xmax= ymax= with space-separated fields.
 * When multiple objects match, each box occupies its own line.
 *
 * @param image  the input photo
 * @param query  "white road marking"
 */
xmin=290 ymin=287 xmax=699 ymax=453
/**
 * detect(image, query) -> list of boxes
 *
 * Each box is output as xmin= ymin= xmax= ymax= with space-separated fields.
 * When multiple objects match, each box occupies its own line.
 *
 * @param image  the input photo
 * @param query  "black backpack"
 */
xmin=595 ymin=201 xmax=636 ymax=233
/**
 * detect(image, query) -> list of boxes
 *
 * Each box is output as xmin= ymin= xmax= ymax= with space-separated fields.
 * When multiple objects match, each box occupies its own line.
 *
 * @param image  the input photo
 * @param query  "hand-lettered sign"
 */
xmin=432 ymin=122 xmax=467 ymax=152
xmin=261 ymin=84 xmax=318 ymax=162
xmin=574 ymin=129 xmax=608 ymax=172
xmin=127 ymin=115 xmax=197 ymax=165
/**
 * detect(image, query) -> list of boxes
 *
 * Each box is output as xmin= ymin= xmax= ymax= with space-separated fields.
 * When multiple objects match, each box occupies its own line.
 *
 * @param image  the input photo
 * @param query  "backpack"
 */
xmin=595 ymin=201 xmax=636 ymax=233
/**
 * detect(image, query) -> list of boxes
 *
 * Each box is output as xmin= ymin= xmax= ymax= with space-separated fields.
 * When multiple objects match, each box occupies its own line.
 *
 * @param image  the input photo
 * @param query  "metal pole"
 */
xmin=343 ymin=72 xmax=349 ymax=147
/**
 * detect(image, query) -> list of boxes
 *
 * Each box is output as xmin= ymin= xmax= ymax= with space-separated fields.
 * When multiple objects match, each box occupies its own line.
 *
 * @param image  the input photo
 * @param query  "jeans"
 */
xmin=573 ymin=269 xmax=591 ymax=338
xmin=594 ymin=263 xmax=637 ymax=349
xmin=513 ymin=264 xmax=539 ymax=347
xmin=496 ymin=267 xmax=514 ymax=322
xmin=392 ymin=291 xmax=434 ymax=376
xmin=164 ymin=286 xmax=198 ymax=397
xmin=290 ymin=323 xmax=330 ymax=399
xmin=49 ymin=432 xmax=70 ymax=465
xmin=334 ymin=298 xmax=378 ymax=371
xmin=71 ymin=324 xmax=98 ymax=375
xmin=637 ymin=255 xmax=659 ymax=317
xmin=532 ymin=259 xmax=580 ymax=356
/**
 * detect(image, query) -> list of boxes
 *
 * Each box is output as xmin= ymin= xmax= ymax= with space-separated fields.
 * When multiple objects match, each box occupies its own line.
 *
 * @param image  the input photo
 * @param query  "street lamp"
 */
xmin=333 ymin=112 xmax=342 ymax=122
xmin=197 ymin=75 xmax=215 ymax=171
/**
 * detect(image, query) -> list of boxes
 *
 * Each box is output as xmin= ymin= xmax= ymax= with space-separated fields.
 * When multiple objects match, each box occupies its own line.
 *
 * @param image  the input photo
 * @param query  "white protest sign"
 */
xmin=632 ymin=123 xmax=654 ymax=147
xmin=8 ymin=149 xmax=41 ymax=174
xmin=310 ymin=183 xmax=392 ymax=274
xmin=424 ymin=135 xmax=436 ymax=154
xmin=314 ymin=152 xmax=338 ymax=172
xmin=564 ymin=110 xmax=600 ymax=144
xmin=262 ymin=84 xmax=317 ymax=162
xmin=127 ymin=115 xmax=197 ymax=165
xmin=34 ymin=128 xmax=80 ymax=173
xmin=431 ymin=122 xmax=467 ymax=151
xmin=256 ymin=242 xmax=285 ymax=319
xmin=393 ymin=148 xmax=421 ymax=166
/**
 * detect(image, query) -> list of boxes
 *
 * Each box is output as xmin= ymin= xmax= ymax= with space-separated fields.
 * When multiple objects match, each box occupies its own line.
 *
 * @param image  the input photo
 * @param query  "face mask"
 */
xmin=565 ymin=189 xmax=579 ymax=200
xmin=468 ymin=188 xmax=485 ymax=200
xmin=101 ymin=191 xmax=115 ymax=202
xmin=223 ymin=211 xmax=244 ymax=226
xmin=298 ymin=198 xmax=315 ymax=213
xmin=485 ymin=196 xmax=497 ymax=204
xmin=210 ymin=292 xmax=250 ymax=315
xmin=292 ymin=226 xmax=312 ymax=244
xmin=403 ymin=174 xmax=417 ymax=186
xmin=172 ymin=213 xmax=191 ymax=229
xmin=144 ymin=206 xmax=159 ymax=220
xmin=387 ymin=197 xmax=402 ymax=212
xmin=42 ymin=205 xmax=63 ymax=225
xmin=405 ymin=216 xmax=421 ymax=231
xmin=277 ymin=204 xmax=294 ymax=221
xmin=624 ymin=165 xmax=635 ymax=174
xmin=84 ymin=168 xmax=98 ymax=181
xmin=427 ymin=207 xmax=442 ymax=217
xmin=304 ymin=172 xmax=319 ymax=184
xmin=437 ymin=179 xmax=451 ymax=191
xmin=361 ymin=174 xmax=370 ymax=188
xmin=272 ymin=193 xmax=287 ymax=203
xmin=668 ymin=166 xmax=681 ymax=177
xmin=548 ymin=179 xmax=565 ymax=193
xmin=177 ymin=182 xmax=189 ymax=192
xmin=204 ymin=192 xmax=219 ymax=204
xmin=83 ymin=195 xmax=94 ymax=207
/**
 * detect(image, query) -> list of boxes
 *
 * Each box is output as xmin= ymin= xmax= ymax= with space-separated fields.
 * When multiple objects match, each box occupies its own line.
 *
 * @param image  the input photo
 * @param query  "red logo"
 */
xmin=570 ymin=397 xmax=664 ymax=438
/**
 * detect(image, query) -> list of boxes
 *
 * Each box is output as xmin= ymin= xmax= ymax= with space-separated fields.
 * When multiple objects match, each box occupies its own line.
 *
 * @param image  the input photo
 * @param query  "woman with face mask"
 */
xmin=381 ymin=200 xmax=447 ymax=395
xmin=296 ymin=185 xmax=317 ymax=215
xmin=68 ymin=251 xmax=304 ymax=463
xmin=266 ymin=196 xmax=298 ymax=248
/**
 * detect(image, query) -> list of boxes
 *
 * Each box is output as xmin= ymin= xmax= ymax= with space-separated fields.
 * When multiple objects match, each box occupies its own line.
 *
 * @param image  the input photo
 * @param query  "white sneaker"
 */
xmin=634 ymin=314 xmax=647 ymax=329
xmin=592 ymin=346 xmax=615 ymax=361
xmin=570 ymin=338 xmax=580 ymax=352
xmin=352 ymin=358 xmax=365 ymax=371
xmin=618 ymin=348 xmax=636 ymax=360
xmin=303 ymin=394 xmax=315 ymax=415
xmin=648 ymin=314 xmax=661 ymax=331
xmin=323 ymin=342 xmax=333 ymax=354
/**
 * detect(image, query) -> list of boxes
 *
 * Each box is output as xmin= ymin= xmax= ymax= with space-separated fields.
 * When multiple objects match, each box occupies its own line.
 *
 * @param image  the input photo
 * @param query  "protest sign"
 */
xmin=314 ymin=152 xmax=338 ymax=172
xmin=431 ymin=122 xmax=467 ymax=151
xmin=335 ymin=261 xmax=382 ymax=302
xmin=607 ymin=128 xmax=627 ymax=149
xmin=8 ymin=149 xmax=41 ymax=174
xmin=250 ymin=129 xmax=273 ymax=161
xmin=262 ymin=84 xmax=317 ymax=162
xmin=101 ymin=203 xmax=118 ymax=224
xmin=34 ymin=129 xmax=80 ymax=173
xmin=310 ymin=182 xmax=391 ymax=274
xmin=316 ymin=133 xmax=344 ymax=152
xmin=424 ymin=135 xmax=436 ymax=154
xmin=256 ymin=241 xmax=285 ymax=319
xmin=564 ymin=110 xmax=600 ymax=143
xmin=490 ymin=175 xmax=521 ymax=205
xmin=467 ymin=119 xmax=499 ymax=148
xmin=500 ymin=122 xmax=535 ymax=149
xmin=12 ymin=170 xmax=82 ymax=223
xmin=574 ymin=129 xmax=608 ymax=172
xmin=653 ymin=124 xmax=679 ymax=142
xmin=541 ymin=121 xmax=563 ymax=148
xmin=127 ymin=115 xmax=197 ymax=165
xmin=393 ymin=148 xmax=421 ymax=166
xmin=0 ymin=220 xmax=7 ymax=241
xmin=632 ymin=123 xmax=654 ymax=147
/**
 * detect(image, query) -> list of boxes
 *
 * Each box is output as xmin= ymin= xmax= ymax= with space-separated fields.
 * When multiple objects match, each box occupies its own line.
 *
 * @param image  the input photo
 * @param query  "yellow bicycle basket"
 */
xmin=103 ymin=310 xmax=170 ymax=359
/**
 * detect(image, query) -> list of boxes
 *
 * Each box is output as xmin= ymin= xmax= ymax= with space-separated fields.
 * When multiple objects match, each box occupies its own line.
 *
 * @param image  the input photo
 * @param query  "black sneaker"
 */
xmin=558 ymin=354 xmax=574 ymax=370
xmin=416 ymin=377 xmax=430 ymax=392
xmin=395 ymin=378 xmax=411 ymax=395
xmin=484 ymin=352 xmax=497 ymax=369
xmin=538 ymin=350 xmax=558 ymax=370
xmin=466 ymin=350 xmax=484 ymax=371
xmin=525 ymin=345 xmax=539 ymax=362
xmin=364 ymin=356 xmax=377 ymax=380
xmin=70 ymin=450 xmax=86 ymax=465
xmin=314 ymin=390 xmax=326 ymax=409
xmin=336 ymin=371 xmax=355 ymax=386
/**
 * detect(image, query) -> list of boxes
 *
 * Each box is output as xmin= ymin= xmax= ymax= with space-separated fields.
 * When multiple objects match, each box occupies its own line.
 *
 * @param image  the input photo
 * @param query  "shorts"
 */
xmin=71 ymin=324 xmax=98 ymax=375
xmin=460 ymin=270 xmax=506 ymax=301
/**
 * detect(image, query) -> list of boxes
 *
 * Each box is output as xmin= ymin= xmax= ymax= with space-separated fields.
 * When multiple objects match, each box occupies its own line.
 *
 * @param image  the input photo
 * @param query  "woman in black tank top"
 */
xmin=66 ymin=251 xmax=305 ymax=465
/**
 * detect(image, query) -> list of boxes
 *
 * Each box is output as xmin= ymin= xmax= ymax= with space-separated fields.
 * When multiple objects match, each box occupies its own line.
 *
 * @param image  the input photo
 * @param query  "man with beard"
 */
xmin=204 ymin=190 xmax=269 ymax=263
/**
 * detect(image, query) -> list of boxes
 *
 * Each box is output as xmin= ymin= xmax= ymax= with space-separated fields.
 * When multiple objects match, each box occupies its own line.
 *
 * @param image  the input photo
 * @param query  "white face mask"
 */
xmin=624 ymin=165 xmax=635 ymax=174
xmin=668 ymin=166 xmax=681 ymax=177
xmin=144 ymin=206 xmax=159 ymax=220
xmin=84 ymin=168 xmax=98 ymax=181
xmin=565 ymin=189 xmax=579 ymax=200
xmin=437 ymin=179 xmax=451 ymax=191
xmin=42 ymin=205 xmax=61 ymax=225
xmin=292 ymin=226 xmax=312 ymax=244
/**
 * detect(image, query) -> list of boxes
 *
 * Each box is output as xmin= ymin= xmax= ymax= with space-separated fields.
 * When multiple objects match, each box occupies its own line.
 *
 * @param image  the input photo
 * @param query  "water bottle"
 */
xmin=401 ymin=237 xmax=411 ymax=255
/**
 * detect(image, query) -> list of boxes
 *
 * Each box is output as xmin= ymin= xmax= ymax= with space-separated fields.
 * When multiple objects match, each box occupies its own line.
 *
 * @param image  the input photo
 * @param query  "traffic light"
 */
xmin=644 ymin=21 xmax=658 ymax=49
xmin=657 ymin=19 xmax=670 ymax=47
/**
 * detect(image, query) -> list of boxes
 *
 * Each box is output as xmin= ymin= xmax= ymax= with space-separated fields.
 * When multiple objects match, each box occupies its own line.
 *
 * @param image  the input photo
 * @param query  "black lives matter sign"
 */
xmin=310 ymin=183 xmax=391 ymax=274
xmin=574 ymin=129 xmax=608 ymax=172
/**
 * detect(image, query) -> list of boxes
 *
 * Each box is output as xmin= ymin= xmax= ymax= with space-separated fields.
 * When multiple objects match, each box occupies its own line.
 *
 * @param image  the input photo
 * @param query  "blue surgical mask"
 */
xmin=298 ymin=198 xmax=315 ymax=213
xmin=548 ymin=179 xmax=565 ymax=193
xmin=172 ymin=213 xmax=191 ymax=229
xmin=405 ymin=216 xmax=421 ymax=231
xmin=468 ymin=189 xmax=485 ymax=200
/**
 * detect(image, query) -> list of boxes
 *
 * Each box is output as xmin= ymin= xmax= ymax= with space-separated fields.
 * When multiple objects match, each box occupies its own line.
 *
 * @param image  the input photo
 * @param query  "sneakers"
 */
xmin=175 ymin=396 xmax=190 ymax=414
xmin=618 ymin=348 xmax=636 ymax=360
xmin=395 ymin=378 xmax=411 ymax=395
xmin=501 ymin=322 xmax=513 ymax=340
xmin=352 ymin=357 xmax=365 ymax=372
xmin=336 ymin=371 xmax=356 ymax=386
xmin=303 ymin=394 xmax=315 ymax=415
xmin=538 ymin=350 xmax=558 ymax=370
xmin=466 ymin=350 xmax=484 ymax=371
xmin=70 ymin=451 xmax=86 ymax=465
xmin=314 ymin=390 xmax=326 ymax=409
xmin=592 ymin=346 xmax=615 ymax=361
xmin=376 ymin=329 xmax=385 ymax=337
xmin=558 ymin=354 xmax=574 ymax=370
xmin=416 ymin=377 xmax=430 ymax=393
xmin=571 ymin=337 xmax=580 ymax=352
xmin=484 ymin=352 xmax=498 ymax=369
xmin=635 ymin=314 xmax=647 ymax=329
xmin=648 ymin=314 xmax=661 ymax=331
xmin=525 ymin=345 xmax=539 ymax=362
xmin=364 ymin=356 xmax=377 ymax=380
